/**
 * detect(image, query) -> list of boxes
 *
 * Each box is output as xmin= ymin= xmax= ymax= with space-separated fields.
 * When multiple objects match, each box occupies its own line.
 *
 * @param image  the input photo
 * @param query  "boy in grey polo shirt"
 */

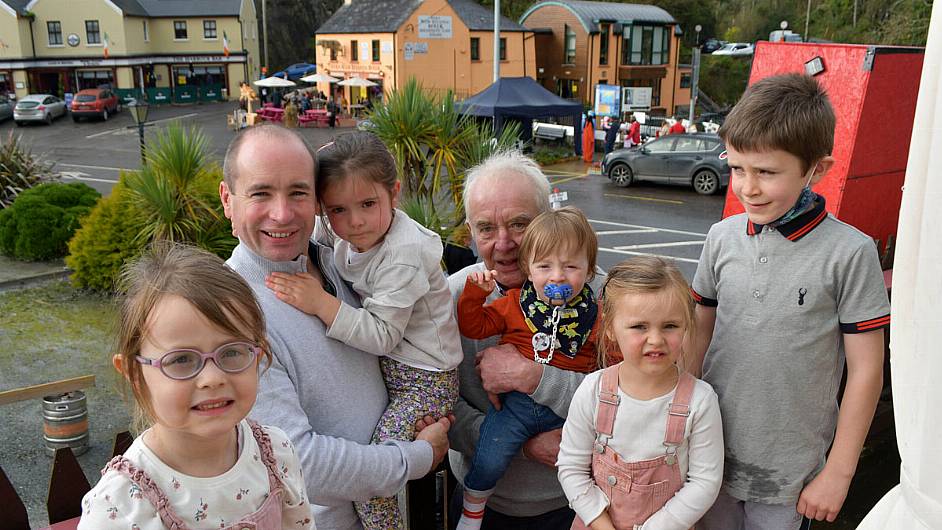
xmin=691 ymin=73 xmax=890 ymax=530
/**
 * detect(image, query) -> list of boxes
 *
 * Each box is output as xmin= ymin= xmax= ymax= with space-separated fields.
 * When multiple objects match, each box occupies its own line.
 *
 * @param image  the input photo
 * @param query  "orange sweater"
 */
xmin=457 ymin=279 xmax=600 ymax=373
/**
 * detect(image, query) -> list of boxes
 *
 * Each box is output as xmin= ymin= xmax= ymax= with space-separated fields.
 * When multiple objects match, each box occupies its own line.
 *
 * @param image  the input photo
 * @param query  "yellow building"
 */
xmin=0 ymin=0 xmax=260 ymax=103
xmin=314 ymin=0 xmax=536 ymax=104
xmin=520 ymin=0 xmax=692 ymax=116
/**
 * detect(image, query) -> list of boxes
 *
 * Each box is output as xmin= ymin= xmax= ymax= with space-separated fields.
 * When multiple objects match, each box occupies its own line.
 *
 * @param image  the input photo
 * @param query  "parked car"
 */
xmin=601 ymin=133 xmax=730 ymax=195
xmin=71 ymin=88 xmax=120 ymax=121
xmin=272 ymin=63 xmax=317 ymax=80
xmin=701 ymin=38 xmax=726 ymax=54
xmin=712 ymin=42 xmax=755 ymax=56
xmin=0 ymin=96 xmax=13 ymax=122
xmin=13 ymin=94 xmax=67 ymax=125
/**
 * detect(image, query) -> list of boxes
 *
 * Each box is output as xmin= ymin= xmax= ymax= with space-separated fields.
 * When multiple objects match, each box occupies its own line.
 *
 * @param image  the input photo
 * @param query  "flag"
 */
xmin=223 ymin=31 xmax=230 ymax=57
xmin=103 ymin=32 xmax=109 ymax=58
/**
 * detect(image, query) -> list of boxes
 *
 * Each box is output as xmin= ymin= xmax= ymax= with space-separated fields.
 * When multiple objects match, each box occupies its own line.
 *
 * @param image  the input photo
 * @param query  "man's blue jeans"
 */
xmin=464 ymin=391 xmax=566 ymax=495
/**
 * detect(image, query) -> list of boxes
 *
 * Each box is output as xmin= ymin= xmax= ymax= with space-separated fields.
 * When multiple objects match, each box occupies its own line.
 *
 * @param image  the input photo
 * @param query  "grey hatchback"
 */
xmin=600 ymin=133 xmax=730 ymax=195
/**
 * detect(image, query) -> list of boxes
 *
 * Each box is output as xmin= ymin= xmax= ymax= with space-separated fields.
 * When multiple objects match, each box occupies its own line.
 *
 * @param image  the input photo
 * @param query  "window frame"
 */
xmin=599 ymin=23 xmax=609 ymax=65
xmin=174 ymin=20 xmax=188 ymax=41
xmin=564 ymin=24 xmax=576 ymax=65
xmin=351 ymin=39 xmax=358 ymax=62
xmin=47 ymin=21 xmax=63 ymax=46
xmin=470 ymin=37 xmax=480 ymax=61
xmin=622 ymin=24 xmax=670 ymax=65
xmin=203 ymin=20 xmax=217 ymax=40
xmin=143 ymin=19 xmax=149 ymax=42
xmin=499 ymin=37 xmax=507 ymax=61
xmin=85 ymin=20 xmax=101 ymax=45
xmin=371 ymin=39 xmax=380 ymax=62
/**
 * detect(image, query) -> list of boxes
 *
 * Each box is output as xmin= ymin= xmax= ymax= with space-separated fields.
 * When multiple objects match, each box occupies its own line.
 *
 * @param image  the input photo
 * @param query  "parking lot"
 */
xmin=1 ymin=102 xmax=728 ymax=277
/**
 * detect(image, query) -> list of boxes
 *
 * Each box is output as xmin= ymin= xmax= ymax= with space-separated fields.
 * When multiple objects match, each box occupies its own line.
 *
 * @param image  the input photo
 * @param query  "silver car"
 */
xmin=0 ymin=96 xmax=12 ymax=122
xmin=14 ymin=94 xmax=68 ymax=125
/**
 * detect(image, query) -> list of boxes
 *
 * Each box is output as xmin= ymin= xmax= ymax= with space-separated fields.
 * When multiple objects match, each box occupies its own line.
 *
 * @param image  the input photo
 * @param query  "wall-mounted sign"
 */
xmin=381 ymin=41 xmax=393 ymax=54
xmin=622 ymin=87 xmax=653 ymax=111
xmin=360 ymin=42 xmax=369 ymax=61
xmin=594 ymin=84 xmax=621 ymax=118
xmin=67 ymin=34 xmax=80 ymax=47
xmin=404 ymin=42 xmax=429 ymax=61
xmin=418 ymin=16 xmax=452 ymax=39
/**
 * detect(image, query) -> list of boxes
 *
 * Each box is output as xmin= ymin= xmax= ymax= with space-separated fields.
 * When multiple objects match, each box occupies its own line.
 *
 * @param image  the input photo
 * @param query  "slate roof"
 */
xmin=521 ymin=0 xmax=676 ymax=33
xmin=316 ymin=0 xmax=526 ymax=35
xmin=0 ymin=0 xmax=29 ymax=14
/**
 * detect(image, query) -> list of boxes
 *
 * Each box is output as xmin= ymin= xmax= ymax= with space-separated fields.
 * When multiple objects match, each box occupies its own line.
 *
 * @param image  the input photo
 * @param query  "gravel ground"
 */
xmin=0 ymin=279 xmax=129 ymax=529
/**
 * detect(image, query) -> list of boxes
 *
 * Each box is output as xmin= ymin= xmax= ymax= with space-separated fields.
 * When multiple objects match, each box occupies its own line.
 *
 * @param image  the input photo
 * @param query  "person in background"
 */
xmin=582 ymin=111 xmax=596 ymax=164
xmin=669 ymin=116 xmax=686 ymax=134
xmin=657 ymin=120 xmax=671 ymax=138
xmin=604 ymin=114 xmax=621 ymax=155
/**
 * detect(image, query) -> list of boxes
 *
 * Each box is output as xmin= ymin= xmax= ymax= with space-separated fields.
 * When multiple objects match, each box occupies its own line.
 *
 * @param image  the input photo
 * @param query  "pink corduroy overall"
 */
xmin=570 ymin=365 xmax=695 ymax=530
xmin=102 ymin=420 xmax=285 ymax=530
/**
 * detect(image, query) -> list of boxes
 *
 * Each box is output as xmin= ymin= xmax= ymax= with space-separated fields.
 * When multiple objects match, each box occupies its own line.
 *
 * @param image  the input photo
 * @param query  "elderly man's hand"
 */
xmin=476 ymin=344 xmax=543 ymax=399
xmin=522 ymin=428 xmax=562 ymax=467
xmin=415 ymin=414 xmax=454 ymax=470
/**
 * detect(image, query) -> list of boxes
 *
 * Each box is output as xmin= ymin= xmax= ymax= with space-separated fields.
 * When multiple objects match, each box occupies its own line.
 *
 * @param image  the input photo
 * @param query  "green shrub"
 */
xmin=1 ymin=132 xmax=55 ymax=208
xmin=0 ymin=182 xmax=99 ymax=260
xmin=66 ymin=176 xmax=146 ymax=292
xmin=531 ymin=145 xmax=578 ymax=166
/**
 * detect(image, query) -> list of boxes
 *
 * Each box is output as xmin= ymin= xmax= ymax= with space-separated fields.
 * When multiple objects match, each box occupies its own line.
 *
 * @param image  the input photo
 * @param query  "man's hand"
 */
xmin=266 ymin=272 xmax=325 ymax=315
xmin=476 ymin=343 xmax=543 ymax=398
xmin=522 ymin=428 xmax=562 ymax=467
xmin=469 ymin=269 xmax=498 ymax=294
xmin=797 ymin=466 xmax=852 ymax=522
xmin=415 ymin=414 xmax=454 ymax=470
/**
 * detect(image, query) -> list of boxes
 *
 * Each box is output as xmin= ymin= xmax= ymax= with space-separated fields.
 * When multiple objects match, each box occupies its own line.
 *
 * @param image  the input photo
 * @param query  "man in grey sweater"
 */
xmin=448 ymin=151 xmax=603 ymax=529
xmin=219 ymin=125 xmax=452 ymax=530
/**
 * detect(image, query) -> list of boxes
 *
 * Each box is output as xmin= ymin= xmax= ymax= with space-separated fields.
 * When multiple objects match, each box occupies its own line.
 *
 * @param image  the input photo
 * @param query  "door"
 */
xmin=668 ymin=136 xmax=705 ymax=184
xmin=634 ymin=136 xmax=675 ymax=181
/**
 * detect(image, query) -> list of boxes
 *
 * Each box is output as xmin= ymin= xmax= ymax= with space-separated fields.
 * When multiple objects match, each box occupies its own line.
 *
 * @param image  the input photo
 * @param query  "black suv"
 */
xmin=600 ymin=133 xmax=730 ymax=195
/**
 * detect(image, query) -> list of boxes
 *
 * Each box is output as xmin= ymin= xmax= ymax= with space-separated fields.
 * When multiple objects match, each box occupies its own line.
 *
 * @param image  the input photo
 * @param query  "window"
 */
xmin=351 ymin=40 xmax=358 ymax=61
xmin=564 ymin=25 xmax=576 ymax=64
xmin=372 ymin=40 xmax=380 ymax=61
xmin=470 ymin=37 xmax=480 ymax=61
xmin=499 ymin=37 xmax=506 ymax=61
xmin=143 ymin=20 xmax=149 ymax=41
xmin=599 ymin=23 xmax=609 ymax=65
xmin=174 ymin=20 xmax=188 ymax=40
xmin=622 ymin=25 xmax=670 ymax=65
xmin=674 ymin=137 xmax=702 ymax=152
xmin=556 ymin=78 xmax=578 ymax=99
xmin=47 ymin=21 xmax=62 ymax=45
xmin=203 ymin=20 xmax=217 ymax=39
xmin=86 ymin=20 xmax=101 ymax=44
xmin=330 ymin=46 xmax=337 ymax=61
xmin=646 ymin=137 xmax=674 ymax=153
xmin=680 ymin=72 xmax=691 ymax=89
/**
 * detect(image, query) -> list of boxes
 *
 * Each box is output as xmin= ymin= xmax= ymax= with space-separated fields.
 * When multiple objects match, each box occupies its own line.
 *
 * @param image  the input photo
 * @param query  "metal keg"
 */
xmin=42 ymin=391 xmax=89 ymax=456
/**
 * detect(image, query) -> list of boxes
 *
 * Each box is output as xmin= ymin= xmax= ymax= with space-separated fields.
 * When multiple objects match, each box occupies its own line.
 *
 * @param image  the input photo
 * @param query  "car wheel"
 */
xmin=72 ymin=115 xmax=80 ymax=122
xmin=45 ymin=113 xmax=53 ymax=125
xmin=609 ymin=163 xmax=633 ymax=187
xmin=692 ymin=169 xmax=720 ymax=195
xmin=102 ymin=109 xmax=109 ymax=121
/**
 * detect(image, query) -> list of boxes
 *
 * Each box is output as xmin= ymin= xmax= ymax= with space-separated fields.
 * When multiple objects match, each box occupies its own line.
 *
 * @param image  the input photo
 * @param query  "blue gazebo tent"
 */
xmin=457 ymin=77 xmax=583 ymax=154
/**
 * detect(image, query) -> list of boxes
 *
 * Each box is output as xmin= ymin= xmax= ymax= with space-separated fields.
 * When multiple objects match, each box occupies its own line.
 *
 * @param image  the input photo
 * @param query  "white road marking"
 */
xmin=595 ymin=229 xmax=658 ymax=235
xmin=588 ymin=218 xmax=707 ymax=238
xmin=84 ymin=112 xmax=200 ymax=138
xmin=59 ymin=171 xmax=118 ymax=184
xmin=58 ymin=163 xmax=129 ymax=172
xmin=598 ymin=247 xmax=700 ymax=264
xmin=615 ymin=241 xmax=705 ymax=250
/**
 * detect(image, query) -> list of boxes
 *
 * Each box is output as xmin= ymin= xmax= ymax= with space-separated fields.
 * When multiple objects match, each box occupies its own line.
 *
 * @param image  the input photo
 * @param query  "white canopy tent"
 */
xmin=858 ymin=1 xmax=942 ymax=528
xmin=300 ymin=73 xmax=340 ymax=84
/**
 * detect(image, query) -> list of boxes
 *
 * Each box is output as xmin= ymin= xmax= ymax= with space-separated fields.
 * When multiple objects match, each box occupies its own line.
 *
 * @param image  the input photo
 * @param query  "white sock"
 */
xmin=455 ymin=496 xmax=487 ymax=530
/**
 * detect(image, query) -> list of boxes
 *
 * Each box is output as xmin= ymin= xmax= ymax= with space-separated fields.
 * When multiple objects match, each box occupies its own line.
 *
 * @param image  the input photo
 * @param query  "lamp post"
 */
xmin=128 ymin=99 xmax=149 ymax=165
xmin=688 ymin=24 xmax=702 ymax=124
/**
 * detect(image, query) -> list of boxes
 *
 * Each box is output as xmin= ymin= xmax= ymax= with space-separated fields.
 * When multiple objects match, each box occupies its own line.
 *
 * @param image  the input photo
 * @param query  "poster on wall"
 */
xmin=418 ymin=16 xmax=452 ymax=38
xmin=594 ymin=84 xmax=621 ymax=117
xmin=622 ymin=87 xmax=653 ymax=112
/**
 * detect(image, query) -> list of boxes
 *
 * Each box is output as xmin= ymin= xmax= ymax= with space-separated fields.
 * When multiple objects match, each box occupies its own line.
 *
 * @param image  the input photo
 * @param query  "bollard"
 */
xmin=42 ymin=391 xmax=89 ymax=457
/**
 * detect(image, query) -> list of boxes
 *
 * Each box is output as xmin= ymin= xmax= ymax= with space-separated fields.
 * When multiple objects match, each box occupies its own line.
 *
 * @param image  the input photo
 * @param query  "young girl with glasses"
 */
xmin=78 ymin=243 xmax=313 ymax=530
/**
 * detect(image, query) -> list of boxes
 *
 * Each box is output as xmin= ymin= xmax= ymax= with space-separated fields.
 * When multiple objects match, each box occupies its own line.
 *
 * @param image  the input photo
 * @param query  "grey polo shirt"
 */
xmin=692 ymin=197 xmax=890 ymax=505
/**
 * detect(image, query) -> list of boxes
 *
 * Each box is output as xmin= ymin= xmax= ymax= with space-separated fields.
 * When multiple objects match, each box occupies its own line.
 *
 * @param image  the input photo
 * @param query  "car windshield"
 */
xmin=75 ymin=95 xmax=97 ymax=102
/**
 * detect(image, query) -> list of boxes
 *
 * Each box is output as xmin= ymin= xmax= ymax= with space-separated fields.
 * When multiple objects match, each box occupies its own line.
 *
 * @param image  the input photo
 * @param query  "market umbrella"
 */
xmin=300 ymin=73 xmax=341 ymax=83
xmin=253 ymin=76 xmax=297 ymax=87
xmin=337 ymin=76 xmax=378 ymax=114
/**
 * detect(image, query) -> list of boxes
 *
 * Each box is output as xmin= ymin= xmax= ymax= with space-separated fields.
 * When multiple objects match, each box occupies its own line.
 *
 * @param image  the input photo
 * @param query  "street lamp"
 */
xmin=128 ymin=99 xmax=149 ymax=165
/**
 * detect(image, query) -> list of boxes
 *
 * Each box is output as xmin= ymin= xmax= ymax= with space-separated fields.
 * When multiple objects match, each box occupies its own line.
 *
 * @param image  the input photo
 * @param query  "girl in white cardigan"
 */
xmin=557 ymin=256 xmax=724 ymax=530
xmin=265 ymin=132 xmax=461 ymax=529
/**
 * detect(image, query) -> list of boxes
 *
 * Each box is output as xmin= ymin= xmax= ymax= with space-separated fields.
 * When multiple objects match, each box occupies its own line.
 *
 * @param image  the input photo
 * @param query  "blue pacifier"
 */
xmin=543 ymin=283 xmax=573 ymax=306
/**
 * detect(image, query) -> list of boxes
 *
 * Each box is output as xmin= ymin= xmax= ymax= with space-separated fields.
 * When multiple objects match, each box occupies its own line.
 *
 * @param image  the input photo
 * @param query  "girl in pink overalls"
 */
xmin=77 ymin=243 xmax=314 ymax=530
xmin=558 ymin=256 xmax=724 ymax=530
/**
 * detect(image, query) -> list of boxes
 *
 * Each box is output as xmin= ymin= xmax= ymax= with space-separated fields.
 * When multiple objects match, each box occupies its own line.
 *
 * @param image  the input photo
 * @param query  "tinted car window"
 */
xmin=674 ymin=138 xmax=702 ymax=152
xmin=76 ymin=94 xmax=97 ymax=102
xmin=646 ymin=137 xmax=674 ymax=153
xmin=701 ymin=139 xmax=720 ymax=151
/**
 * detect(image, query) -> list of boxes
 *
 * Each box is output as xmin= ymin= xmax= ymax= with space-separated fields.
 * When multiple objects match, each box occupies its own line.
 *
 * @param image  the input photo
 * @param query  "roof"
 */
xmin=457 ymin=76 xmax=581 ymax=119
xmin=110 ymin=0 xmax=149 ymax=16
xmin=316 ymin=0 xmax=526 ymax=35
xmin=0 ymin=0 xmax=29 ymax=15
xmin=520 ymin=0 xmax=676 ymax=33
